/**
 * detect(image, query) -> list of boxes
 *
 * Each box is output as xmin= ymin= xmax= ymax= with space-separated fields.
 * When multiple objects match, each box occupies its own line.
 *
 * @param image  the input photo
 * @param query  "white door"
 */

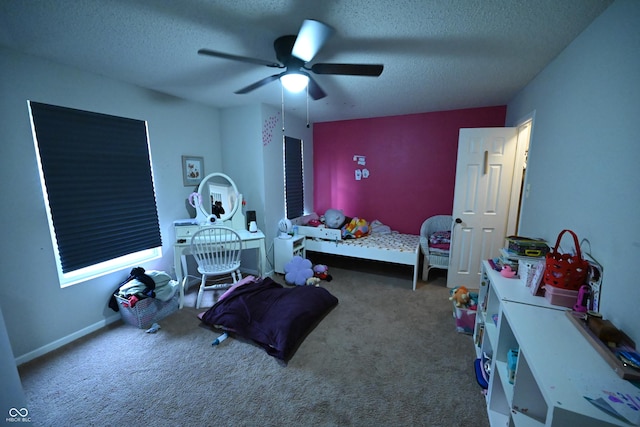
xmin=447 ymin=128 xmax=518 ymax=288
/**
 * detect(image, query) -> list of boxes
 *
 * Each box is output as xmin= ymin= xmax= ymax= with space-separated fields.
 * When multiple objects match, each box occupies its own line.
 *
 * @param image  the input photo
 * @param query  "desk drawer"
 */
xmin=175 ymin=225 xmax=200 ymax=243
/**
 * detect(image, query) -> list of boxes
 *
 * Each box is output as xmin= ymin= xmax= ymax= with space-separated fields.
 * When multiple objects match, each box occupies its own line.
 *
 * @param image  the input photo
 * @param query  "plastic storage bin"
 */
xmin=543 ymin=285 xmax=579 ymax=308
xmin=454 ymin=305 xmax=477 ymax=334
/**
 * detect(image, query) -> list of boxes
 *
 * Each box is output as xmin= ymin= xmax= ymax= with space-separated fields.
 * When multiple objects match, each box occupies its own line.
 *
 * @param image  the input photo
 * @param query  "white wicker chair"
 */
xmin=419 ymin=215 xmax=454 ymax=282
xmin=190 ymin=226 xmax=243 ymax=309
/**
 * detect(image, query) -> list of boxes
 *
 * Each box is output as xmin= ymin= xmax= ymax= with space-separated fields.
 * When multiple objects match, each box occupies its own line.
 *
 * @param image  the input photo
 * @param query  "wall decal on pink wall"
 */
xmin=353 ymin=155 xmax=366 ymax=165
xmin=262 ymin=112 xmax=281 ymax=146
xmin=353 ymin=155 xmax=369 ymax=181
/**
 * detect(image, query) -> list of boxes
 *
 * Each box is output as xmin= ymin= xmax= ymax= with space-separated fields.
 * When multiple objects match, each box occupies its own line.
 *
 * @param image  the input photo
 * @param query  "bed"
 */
xmin=292 ymin=214 xmax=421 ymax=290
xmin=199 ymin=275 xmax=338 ymax=362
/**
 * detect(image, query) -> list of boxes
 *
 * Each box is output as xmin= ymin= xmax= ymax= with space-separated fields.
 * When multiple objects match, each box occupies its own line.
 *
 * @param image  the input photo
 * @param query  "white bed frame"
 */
xmin=294 ymin=224 xmax=421 ymax=291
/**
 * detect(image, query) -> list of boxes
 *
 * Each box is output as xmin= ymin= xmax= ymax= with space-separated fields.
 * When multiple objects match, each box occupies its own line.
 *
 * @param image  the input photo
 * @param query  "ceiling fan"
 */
xmin=198 ymin=19 xmax=383 ymax=100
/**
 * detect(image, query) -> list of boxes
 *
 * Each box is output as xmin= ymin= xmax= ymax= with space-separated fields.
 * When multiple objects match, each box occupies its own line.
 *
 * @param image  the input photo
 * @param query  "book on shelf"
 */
xmin=500 ymin=247 xmax=545 ymax=262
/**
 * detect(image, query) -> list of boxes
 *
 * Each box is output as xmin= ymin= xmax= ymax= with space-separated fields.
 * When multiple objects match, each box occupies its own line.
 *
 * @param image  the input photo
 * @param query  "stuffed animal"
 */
xmin=305 ymin=277 xmax=321 ymax=286
xmin=500 ymin=265 xmax=517 ymax=278
xmin=313 ymin=264 xmax=333 ymax=281
xmin=284 ymin=256 xmax=314 ymax=286
xmin=449 ymin=286 xmax=471 ymax=307
xmin=324 ymin=209 xmax=346 ymax=229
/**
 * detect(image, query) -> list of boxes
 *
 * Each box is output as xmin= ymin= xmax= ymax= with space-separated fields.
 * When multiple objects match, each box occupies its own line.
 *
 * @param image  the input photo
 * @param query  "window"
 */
xmin=28 ymin=101 xmax=162 ymax=287
xmin=283 ymin=136 xmax=304 ymax=219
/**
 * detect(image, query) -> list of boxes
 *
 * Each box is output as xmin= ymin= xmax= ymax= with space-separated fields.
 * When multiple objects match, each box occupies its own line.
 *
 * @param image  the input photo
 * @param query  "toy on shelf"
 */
xmin=500 ymin=265 xmax=517 ymax=278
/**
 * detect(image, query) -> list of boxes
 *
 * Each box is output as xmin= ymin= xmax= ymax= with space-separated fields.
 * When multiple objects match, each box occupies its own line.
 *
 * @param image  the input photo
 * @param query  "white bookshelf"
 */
xmin=474 ymin=261 xmax=638 ymax=426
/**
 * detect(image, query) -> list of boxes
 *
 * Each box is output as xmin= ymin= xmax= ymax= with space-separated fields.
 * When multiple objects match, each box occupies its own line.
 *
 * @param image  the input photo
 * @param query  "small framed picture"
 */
xmin=182 ymin=155 xmax=204 ymax=186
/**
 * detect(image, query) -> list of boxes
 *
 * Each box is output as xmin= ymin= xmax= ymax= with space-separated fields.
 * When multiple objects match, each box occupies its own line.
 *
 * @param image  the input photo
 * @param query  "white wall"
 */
xmin=0 ymin=47 xmax=222 ymax=362
xmin=220 ymin=104 xmax=264 ymax=229
xmin=260 ymin=104 xmax=314 ymax=253
xmin=506 ymin=0 xmax=640 ymax=344
xmin=220 ymin=104 xmax=313 ymax=272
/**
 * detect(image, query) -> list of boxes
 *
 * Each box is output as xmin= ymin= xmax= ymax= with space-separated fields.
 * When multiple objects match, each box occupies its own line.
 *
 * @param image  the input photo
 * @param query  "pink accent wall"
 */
xmin=313 ymin=106 xmax=507 ymax=234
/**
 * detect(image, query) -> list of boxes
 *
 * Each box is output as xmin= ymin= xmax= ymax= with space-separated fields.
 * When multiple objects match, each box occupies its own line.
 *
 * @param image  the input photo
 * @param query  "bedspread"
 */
xmin=335 ymin=232 xmax=420 ymax=252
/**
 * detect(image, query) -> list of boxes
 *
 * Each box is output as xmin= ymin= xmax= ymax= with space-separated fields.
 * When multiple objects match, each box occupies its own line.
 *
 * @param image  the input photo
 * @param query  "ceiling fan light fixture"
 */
xmin=199 ymin=19 xmax=381 ymax=100
xmin=280 ymin=72 xmax=309 ymax=93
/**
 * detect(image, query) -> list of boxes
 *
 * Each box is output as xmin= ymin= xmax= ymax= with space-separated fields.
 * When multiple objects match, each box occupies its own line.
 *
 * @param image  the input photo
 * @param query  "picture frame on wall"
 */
xmin=182 ymin=155 xmax=204 ymax=186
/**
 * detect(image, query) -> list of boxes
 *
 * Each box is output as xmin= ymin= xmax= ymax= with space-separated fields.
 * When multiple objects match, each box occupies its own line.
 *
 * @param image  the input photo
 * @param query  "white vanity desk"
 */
xmin=173 ymin=219 xmax=267 ymax=284
xmin=173 ymin=172 xmax=267 ymax=307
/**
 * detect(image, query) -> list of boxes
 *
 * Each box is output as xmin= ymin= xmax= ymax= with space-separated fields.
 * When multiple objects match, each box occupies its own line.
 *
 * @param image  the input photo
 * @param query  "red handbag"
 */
xmin=543 ymin=229 xmax=589 ymax=291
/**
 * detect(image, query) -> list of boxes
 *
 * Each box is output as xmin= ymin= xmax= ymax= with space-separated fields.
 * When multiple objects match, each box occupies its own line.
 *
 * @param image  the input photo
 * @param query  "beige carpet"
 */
xmin=18 ymin=261 xmax=489 ymax=427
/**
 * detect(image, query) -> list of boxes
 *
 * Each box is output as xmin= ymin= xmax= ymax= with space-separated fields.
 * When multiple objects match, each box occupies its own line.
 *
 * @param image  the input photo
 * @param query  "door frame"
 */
xmin=445 ymin=114 xmax=535 ymax=288
xmin=506 ymin=111 xmax=535 ymax=237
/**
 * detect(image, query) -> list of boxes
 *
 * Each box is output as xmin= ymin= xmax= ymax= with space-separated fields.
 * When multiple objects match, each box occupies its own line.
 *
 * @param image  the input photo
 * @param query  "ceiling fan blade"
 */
xmin=291 ymin=19 xmax=335 ymax=62
xmin=307 ymin=76 xmax=327 ymax=100
xmin=234 ymin=73 xmax=283 ymax=94
xmin=198 ymin=48 xmax=283 ymax=68
xmin=310 ymin=63 xmax=384 ymax=76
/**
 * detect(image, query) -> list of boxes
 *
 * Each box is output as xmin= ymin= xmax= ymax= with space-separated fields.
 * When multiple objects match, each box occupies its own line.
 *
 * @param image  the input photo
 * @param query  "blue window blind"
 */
xmin=29 ymin=102 xmax=162 ymax=274
xmin=284 ymin=136 xmax=304 ymax=219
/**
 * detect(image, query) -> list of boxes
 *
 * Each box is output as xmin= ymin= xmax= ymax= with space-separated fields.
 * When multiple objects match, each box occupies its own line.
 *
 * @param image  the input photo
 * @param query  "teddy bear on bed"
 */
xmin=323 ymin=208 xmax=348 ymax=229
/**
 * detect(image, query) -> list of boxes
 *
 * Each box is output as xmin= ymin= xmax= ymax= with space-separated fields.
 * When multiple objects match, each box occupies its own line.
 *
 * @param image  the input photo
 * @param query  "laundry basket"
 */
xmin=116 ymin=293 xmax=179 ymax=329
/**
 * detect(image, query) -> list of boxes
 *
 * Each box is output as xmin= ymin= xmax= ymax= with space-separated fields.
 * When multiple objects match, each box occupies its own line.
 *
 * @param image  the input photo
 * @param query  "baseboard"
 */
xmin=239 ymin=267 xmax=261 ymax=277
xmin=15 ymin=313 xmax=121 ymax=366
xmin=244 ymin=268 xmax=275 ymax=278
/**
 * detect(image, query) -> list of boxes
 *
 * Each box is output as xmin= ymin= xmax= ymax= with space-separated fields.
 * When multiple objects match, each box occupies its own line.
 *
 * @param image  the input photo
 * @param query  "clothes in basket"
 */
xmin=113 ymin=269 xmax=180 ymax=328
xmin=116 ymin=292 xmax=179 ymax=329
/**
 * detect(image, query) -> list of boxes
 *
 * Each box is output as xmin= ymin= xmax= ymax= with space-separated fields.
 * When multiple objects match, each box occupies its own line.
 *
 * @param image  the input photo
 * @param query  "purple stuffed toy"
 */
xmin=284 ymin=256 xmax=314 ymax=286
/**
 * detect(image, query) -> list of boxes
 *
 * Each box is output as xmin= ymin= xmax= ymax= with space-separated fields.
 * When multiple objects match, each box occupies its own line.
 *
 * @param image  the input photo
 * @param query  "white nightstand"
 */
xmin=274 ymin=235 xmax=306 ymax=274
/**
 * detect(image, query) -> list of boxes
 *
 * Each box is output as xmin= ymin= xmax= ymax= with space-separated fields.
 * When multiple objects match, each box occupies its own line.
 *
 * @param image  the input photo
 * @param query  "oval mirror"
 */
xmin=196 ymin=172 xmax=239 ymax=223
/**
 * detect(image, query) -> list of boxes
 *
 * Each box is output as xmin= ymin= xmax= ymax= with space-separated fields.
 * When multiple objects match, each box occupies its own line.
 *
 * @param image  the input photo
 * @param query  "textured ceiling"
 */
xmin=0 ymin=0 xmax=613 ymax=122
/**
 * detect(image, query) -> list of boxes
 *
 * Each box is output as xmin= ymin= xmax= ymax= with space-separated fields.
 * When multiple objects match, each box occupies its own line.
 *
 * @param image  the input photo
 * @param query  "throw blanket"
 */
xmin=429 ymin=230 xmax=451 ymax=251
xmin=342 ymin=217 xmax=370 ymax=239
